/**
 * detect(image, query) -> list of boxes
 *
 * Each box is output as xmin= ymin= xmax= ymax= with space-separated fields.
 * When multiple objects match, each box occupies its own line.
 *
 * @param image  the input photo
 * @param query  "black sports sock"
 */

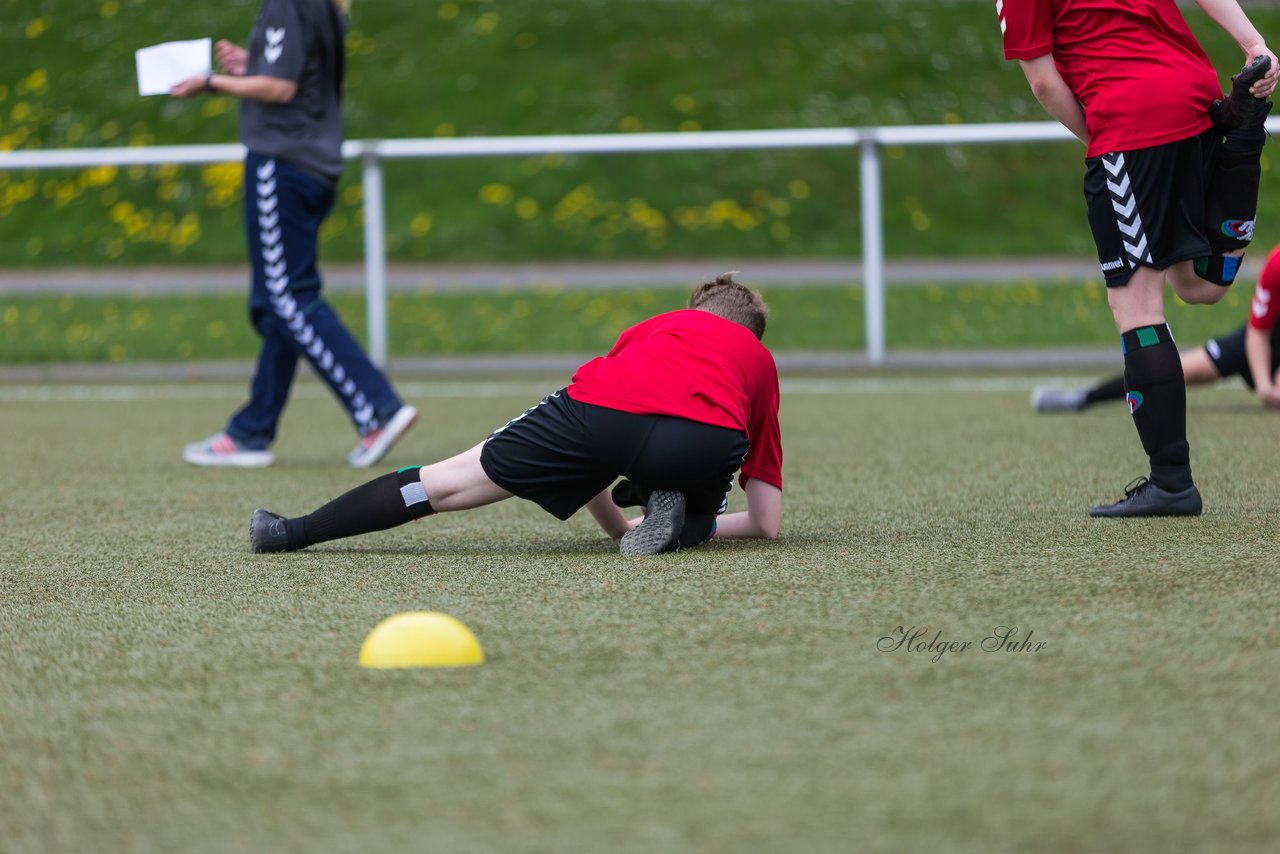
xmin=1085 ymin=375 xmax=1127 ymax=406
xmin=1204 ymin=154 xmax=1261 ymax=256
xmin=1120 ymin=325 xmax=1193 ymax=492
xmin=285 ymin=466 xmax=434 ymax=549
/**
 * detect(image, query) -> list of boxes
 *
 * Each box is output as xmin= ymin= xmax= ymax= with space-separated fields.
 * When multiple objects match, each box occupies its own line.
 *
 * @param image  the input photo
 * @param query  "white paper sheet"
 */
xmin=135 ymin=38 xmax=212 ymax=96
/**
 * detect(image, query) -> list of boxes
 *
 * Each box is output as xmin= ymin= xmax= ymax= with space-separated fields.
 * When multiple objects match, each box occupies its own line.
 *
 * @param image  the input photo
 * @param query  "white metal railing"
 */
xmin=1 ymin=123 xmax=1086 ymax=365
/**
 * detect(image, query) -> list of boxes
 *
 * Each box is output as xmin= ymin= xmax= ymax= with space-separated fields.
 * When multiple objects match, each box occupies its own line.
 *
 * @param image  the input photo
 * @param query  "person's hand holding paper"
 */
xmin=135 ymin=38 xmax=211 ymax=96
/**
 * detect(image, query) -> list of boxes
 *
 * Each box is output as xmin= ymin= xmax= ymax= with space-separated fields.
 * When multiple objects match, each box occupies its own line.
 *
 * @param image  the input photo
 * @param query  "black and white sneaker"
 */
xmin=1088 ymin=477 xmax=1203 ymax=518
xmin=620 ymin=490 xmax=686 ymax=556
xmin=249 ymin=508 xmax=294 ymax=553
xmin=1031 ymin=386 xmax=1088 ymax=413
xmin=1210 ymin=54 xmax=1273 ymax=138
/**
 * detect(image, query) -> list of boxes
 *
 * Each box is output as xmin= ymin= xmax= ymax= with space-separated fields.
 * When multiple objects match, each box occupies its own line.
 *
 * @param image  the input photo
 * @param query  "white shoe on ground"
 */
xmin=1030 ymin=387 xmax=1088 ymax=413
xmin=183 ymin=433 xmax=275 ymax=468
xmin=348 ymin=405 xmax=419 ymax=468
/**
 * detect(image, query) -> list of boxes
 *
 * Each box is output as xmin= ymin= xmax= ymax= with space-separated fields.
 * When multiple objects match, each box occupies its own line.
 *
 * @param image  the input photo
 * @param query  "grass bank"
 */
xmin=4 ymin=0 xmax=1278 ymax=266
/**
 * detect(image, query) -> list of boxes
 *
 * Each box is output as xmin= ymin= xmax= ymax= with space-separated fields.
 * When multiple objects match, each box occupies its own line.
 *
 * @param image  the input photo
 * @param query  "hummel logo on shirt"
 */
xmin=1253 ymin=287 xmax=1271 ymax=319
xmin=265 ymin=27 xmax=285 ymax=64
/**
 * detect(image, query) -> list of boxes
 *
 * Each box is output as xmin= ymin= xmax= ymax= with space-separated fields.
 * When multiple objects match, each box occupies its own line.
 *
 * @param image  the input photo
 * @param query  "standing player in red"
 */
xmin=245 ymin=274 xmax=783 ymax=556
xmin=998 ymin=0 xmax=1278 ymax=517
xmin=1034 ymin=244 xmax=1280 ymax=412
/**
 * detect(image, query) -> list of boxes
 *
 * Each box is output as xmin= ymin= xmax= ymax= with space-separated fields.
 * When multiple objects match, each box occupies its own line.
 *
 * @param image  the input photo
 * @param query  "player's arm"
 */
xmin=713 ymin=478 xmax=781 ymax=540
xmin=585 ymin=489 xmax=635 ymax=539
xmin=171 ymin=73 xmax=297 ymax=102
xmin=1018 ymin=55 xmax=1088 ymax=144
xmin=1194 ymin=0 xmax=1279 ymax=95
xmin=1244 ymin=327 xmax=1280 ymax=408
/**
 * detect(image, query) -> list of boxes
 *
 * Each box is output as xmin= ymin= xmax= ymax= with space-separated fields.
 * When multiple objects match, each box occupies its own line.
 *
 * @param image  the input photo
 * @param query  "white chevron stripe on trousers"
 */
xmin=255 ymin=160 xmax=376 ymax=429
xmin=1102 ymin=152 xmax=1153 ymax=265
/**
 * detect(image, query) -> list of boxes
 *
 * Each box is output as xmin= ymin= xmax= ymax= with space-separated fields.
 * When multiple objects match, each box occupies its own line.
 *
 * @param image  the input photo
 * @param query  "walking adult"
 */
xmin=172 ymin=0 xmax=416 ymax=469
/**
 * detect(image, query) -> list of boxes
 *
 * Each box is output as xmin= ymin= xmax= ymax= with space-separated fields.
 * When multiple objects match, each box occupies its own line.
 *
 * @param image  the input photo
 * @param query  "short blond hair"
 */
xmin=687 ymin=272 xmax=768 ymax=339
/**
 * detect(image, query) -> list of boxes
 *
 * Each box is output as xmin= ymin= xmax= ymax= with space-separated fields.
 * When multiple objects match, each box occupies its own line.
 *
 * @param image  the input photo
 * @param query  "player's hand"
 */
xmin=215 ymin=40 xmax=248 ymax=76
xmin=169 ymin=75 xmax=207 ymax=98
xmin=1249 ymin=48 xmax=1279 ymax=98
xmin=1257 ymin=385 xmax=1280 ymax=409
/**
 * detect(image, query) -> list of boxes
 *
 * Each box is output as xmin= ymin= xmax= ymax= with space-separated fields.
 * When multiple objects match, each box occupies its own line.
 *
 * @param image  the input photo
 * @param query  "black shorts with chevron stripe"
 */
xmin=1084 ymin=129 xmax=1219 ymax=287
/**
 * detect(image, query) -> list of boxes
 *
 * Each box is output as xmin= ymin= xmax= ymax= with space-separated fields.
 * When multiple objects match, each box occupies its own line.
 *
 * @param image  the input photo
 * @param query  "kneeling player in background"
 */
xmin=248 ymin=274 xmax=783 ymax=557
xmin=1034 ymin=245 xmax=1280 ymax=413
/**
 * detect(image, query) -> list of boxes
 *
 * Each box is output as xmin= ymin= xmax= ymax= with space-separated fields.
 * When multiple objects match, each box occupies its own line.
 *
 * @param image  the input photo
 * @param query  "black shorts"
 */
xmin=1204 ymin=324 xmax=1280 ymax=389
xmin=479 ymin=389 xmax=751 ymax=521
xmin=1084 ymin=130 xmax=1219 ymax=287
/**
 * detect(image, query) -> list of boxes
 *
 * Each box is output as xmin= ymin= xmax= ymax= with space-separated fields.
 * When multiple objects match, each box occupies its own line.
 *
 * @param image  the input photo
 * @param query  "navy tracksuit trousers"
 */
xmin=227 ymin=153 xmax=401 ymax=446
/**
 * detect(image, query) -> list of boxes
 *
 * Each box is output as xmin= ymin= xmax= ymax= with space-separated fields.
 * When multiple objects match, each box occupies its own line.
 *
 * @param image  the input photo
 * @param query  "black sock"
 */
xmin=1085 ymin=375 xmax=1127 ymax=406
xmin=1120 ymin=325 xmax=1193 ymax=492
xmin=285 ymin=466 xmax=434 ymax=549
xmin=1204 ymin=154 xmax=1261 ymax=257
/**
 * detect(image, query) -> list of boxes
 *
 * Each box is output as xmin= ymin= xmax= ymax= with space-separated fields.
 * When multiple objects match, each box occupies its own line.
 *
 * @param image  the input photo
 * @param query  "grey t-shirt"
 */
xmin=238 ymin=0 xmax=346 ymax=183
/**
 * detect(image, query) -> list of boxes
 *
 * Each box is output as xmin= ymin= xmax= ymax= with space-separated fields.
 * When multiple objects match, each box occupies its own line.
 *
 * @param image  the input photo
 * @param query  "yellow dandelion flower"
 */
xmin=788 ymin=179 xmax=811 ymax=199
xmin=409 ymin=213 xmax=433 ymax=236
xmin=25 ymin=18 xmax=48 ymax=39
xmin=474 ymin=12 xmax=499 ymax=35
xmin=514 ymin=198 xmax=540 ymax=220
xmin=80 ymin=165 xmax=117 ymax=188
xmin=515 ymin=32 xmax=537 ymax=49
xmin=672 ymin=94 xmax=697 ymax=113
xmin=479 ymin=183 xmax=514 ymax=205
xmin=438 ymin=3 xmax=459 ymax=21
xmin=617 ymin=116 xmax=643 ymax=133
xmin=200 ymin=98 xmax=232 ymax=118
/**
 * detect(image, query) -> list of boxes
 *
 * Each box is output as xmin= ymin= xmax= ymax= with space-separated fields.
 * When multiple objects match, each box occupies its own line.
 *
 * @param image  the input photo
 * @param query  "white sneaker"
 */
xmin=348 ymin=405 xmax=418 ymax=468
xmin=1030 ymin=386 xmax=1088 ymax=413
xmin=183 ymin=433 xmax=275 ymax=468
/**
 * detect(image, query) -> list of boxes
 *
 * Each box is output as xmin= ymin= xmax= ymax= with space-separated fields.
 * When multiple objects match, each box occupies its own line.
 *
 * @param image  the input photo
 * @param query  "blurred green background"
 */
xmin=3 ymin=0 xmax=1278 ymax=267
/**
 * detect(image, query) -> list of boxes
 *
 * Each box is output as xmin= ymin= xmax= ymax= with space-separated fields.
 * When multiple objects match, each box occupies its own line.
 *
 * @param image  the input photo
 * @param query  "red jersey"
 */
xmin=998 ymin=0 xmax=1221 ymax=158
xmin=1250 ymin=246 xmax=1280 ymax=332
xmin=567 ymin=309 xmax=783 ymax=490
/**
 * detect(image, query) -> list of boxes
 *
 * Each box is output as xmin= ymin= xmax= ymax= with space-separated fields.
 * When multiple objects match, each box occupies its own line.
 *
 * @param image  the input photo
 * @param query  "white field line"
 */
xmin=0 ymin=376 xmax=1247 ymax=403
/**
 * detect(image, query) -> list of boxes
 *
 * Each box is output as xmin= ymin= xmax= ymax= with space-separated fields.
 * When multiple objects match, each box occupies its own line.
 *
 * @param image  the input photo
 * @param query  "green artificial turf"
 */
xmin=0 ymin=280 xmax=1255 ymax=363
xmin=1 ymin=376 xmax=1278 ymax=853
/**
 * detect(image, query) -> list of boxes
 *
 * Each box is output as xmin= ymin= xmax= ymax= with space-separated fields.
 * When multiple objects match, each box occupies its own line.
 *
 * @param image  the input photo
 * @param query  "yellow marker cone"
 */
xmin=358 ymin=612 xmax=485 ymax=669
